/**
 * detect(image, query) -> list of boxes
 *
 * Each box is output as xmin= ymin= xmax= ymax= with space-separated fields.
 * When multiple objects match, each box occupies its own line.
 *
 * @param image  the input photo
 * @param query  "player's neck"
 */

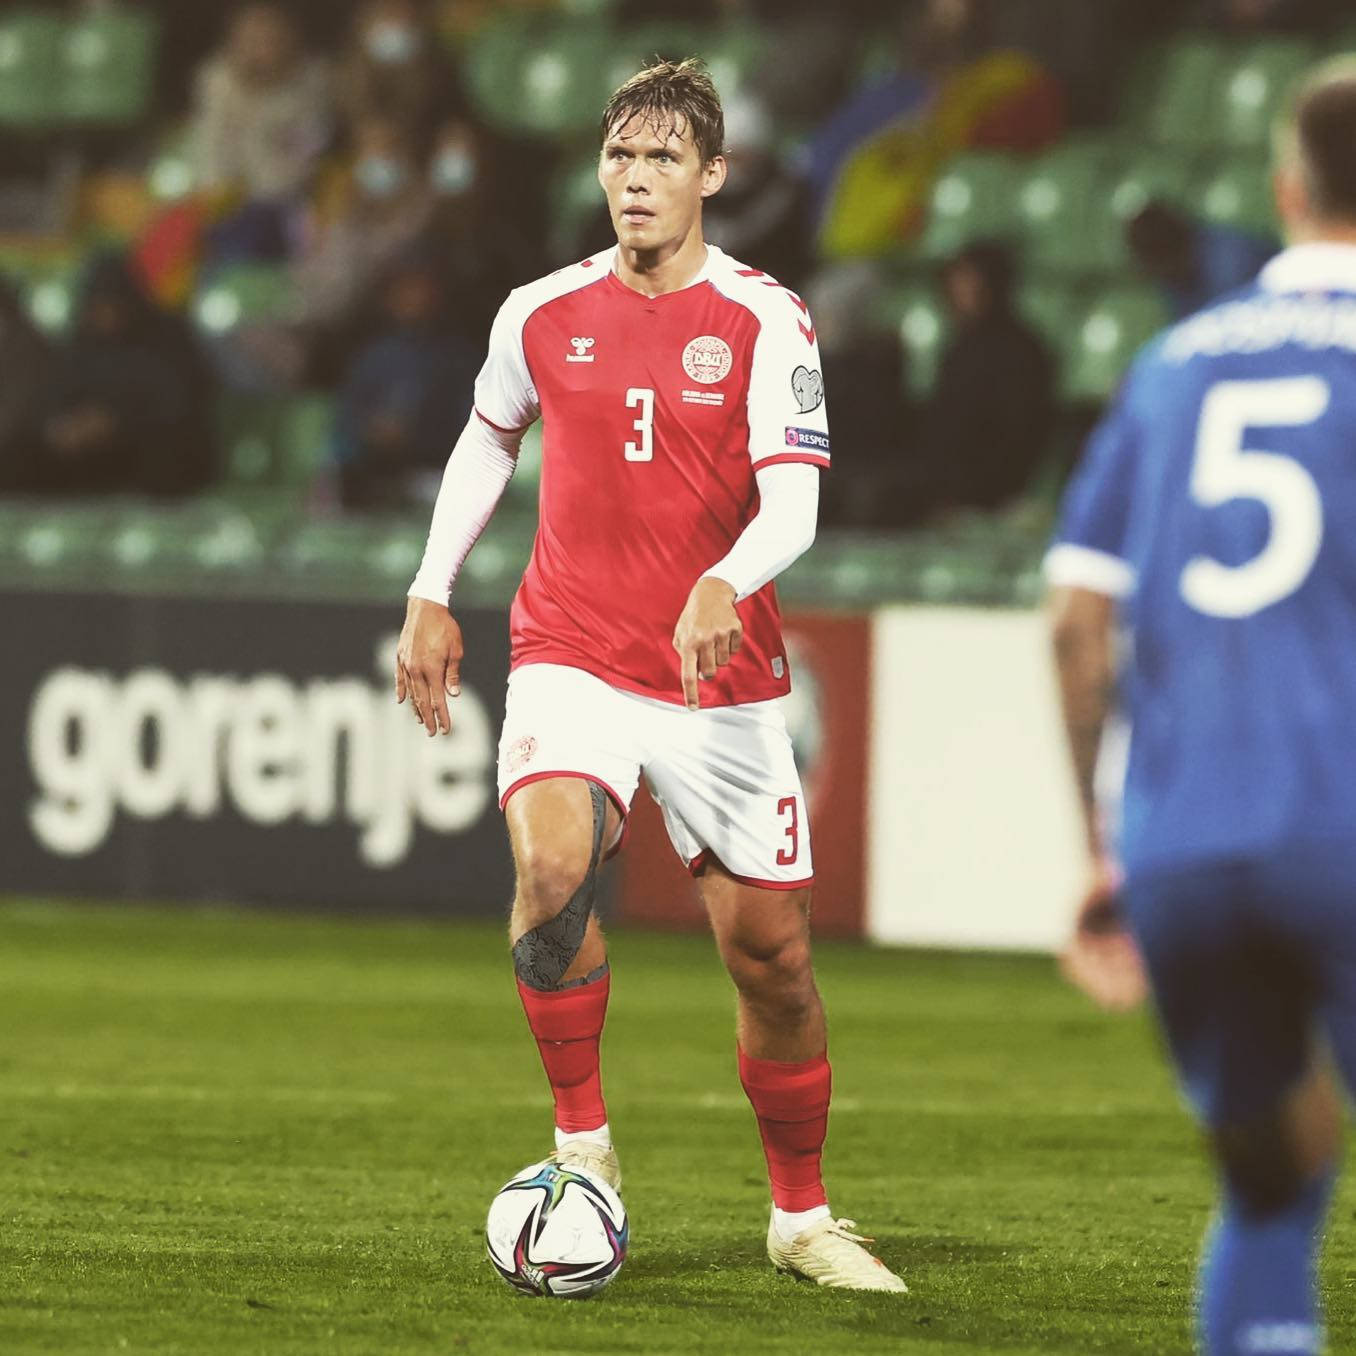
xmin=613 ymin=233 xmax=709 ymax=298
xmin=1287 ymin=220 xmax=1356 ymax=247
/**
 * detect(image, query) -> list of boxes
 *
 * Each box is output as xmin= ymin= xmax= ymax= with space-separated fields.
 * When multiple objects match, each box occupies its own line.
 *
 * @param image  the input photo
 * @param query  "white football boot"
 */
xmin=767 ymin=1214 xmax=908 ymax=1292
xmin=552 ymin=1140 xmax=622 ymax=1193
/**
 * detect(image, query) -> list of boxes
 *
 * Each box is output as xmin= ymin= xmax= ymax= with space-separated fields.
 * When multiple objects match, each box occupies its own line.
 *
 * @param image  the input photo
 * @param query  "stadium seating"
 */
xmin=58 ymin=6 xmax=156 ymax=125
xmin=465 ymin=12 xmax=613 ymax=137
xmin=878 ymin=280 xmax=949 ymax=396
xmin=0 ymin=11 xmax=61 ymax=127
xmin=1063 ymin=287 xmax=1170 ymax=402
xmin=1194 ymin=157 xmax=1278 ymax=235
xmin=917 ymin=152 xmax=1023 ymax=259
xmin=1215 ymin=38 xmax=1313 ymax=149
xmin=193 ymin=265 xmax=293 ymax=335
xmin=1140 ymin=37 xmax=1229 ymax=148
xmin=1092 ymin=150 xmax=1197 ymax=270
xmin=1014 ymin=140 xmax=1112 ymax=274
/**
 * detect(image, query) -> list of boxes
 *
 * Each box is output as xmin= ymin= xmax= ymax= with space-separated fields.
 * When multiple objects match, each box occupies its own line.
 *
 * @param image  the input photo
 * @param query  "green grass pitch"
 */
xmin=3 ymin=900 xmax=1355 ymax=1355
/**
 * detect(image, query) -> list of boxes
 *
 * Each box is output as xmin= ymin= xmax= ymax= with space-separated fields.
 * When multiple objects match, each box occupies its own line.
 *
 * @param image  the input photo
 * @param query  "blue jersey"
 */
xmin=1048 ymin=243 xmax=1356 ymax=878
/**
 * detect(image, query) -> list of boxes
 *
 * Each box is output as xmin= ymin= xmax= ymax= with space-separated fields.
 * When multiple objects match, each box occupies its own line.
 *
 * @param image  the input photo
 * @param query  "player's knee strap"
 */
xmin=512 ymin=781 xmax=609 ymax=992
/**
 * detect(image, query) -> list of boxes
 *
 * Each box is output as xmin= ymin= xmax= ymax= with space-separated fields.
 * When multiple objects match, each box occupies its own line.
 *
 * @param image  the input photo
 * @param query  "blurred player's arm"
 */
xmin=397 ymin=412 xmax=523 ymax=735
xmin=1048 ymin=579 xmax=1146 ymax=1011
xmin=673 ymin=464 xmax=819 ymax=710
xmin=1049 ymin=583 xmax=1115 ymax=861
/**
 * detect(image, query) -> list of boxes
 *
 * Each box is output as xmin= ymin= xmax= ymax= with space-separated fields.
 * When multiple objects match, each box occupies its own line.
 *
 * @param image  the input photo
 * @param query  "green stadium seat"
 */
xmin=698 ymin=24 xmax=767 ymax=99
xmin=1015 ymin=140 xmax=1112 ymax=274
xmin=876 ymin=281 xmax=949 ymax=397
xmin=1064 ymin=288 xmax=1171 ymax=402
xmin=0 ymin=11 xmax=60 ymax=127
xmin=1194 ymin=158 xmax=1277 ymax=235
xmin=1091 ymin=150 xmax=1196 ymax=271
xmin=58 ymin=6 xmax=157 ymax=125
xmin=193 ymin=265 xmax=292 ymax=334
xmin=1017 ymin=279 xmax=1079 ymax=354
xmin=1214 ymin=38 xmax=1313 ymax=149
xmin=1142 ymin=37 xmax=1229 ymax=148
xmin=918 ymin=153 xmax=1023 ymax=259
xmin=278 ymin=395 xmax=333 ymax=487
xmin=466 ymin=13 xmax=613 ymax=137
xmin=604 ymin=23 xmax=705 ymax=96
xmin=21 ymin=264 xmax=80 ymax=335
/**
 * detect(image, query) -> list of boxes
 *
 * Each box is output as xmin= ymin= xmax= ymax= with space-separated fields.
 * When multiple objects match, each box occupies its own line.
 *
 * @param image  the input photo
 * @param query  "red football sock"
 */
xmin=517 ymin=972 xmax=610 ymax=1135
xmin=738 ymin=1047 xmax=831 ymax=1212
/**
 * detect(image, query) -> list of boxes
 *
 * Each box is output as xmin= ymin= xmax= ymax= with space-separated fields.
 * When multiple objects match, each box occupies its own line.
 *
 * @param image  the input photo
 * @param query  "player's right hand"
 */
xmin=1060 ymin=859 xmax=1148 ymax=1012
xmin=395 ymin=596 xmax=464 ymax=736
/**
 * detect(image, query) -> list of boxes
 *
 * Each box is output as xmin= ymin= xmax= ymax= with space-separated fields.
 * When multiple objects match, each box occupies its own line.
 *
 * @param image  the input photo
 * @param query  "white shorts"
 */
xmin=497 ymin=663 xmax=813 ymax=889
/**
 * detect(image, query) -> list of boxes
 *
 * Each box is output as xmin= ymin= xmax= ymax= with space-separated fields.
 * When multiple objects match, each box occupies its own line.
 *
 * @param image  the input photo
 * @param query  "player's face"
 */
xmin=599 ymin=113 xmax=726 ymax=255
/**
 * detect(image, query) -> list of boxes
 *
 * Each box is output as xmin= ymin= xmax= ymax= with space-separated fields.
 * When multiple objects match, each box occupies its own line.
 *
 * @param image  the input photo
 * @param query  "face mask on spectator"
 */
xmin=431 ymin=149 xmax=476 ymax=196
xmin=365 ymin=22 xmax=419 ymax=64
xmin=356 ymin=155 xmax=409 ymax=198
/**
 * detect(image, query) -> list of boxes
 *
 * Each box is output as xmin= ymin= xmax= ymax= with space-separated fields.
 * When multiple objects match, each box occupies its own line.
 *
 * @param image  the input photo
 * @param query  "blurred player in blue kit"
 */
xmin=1047 ymin=58 xmax=1356 ymax=1356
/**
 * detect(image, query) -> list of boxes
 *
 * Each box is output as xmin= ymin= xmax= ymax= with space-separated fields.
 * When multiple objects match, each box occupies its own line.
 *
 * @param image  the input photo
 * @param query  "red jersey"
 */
xmin=474 ymin=245 xmax=830 ymax=707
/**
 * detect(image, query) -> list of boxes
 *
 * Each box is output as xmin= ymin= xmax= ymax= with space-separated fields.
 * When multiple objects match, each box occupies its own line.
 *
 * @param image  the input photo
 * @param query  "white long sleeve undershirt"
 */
xmin=701 ymin=463 xmax=820 ymax=602
xmin=408 ymin=413 xmax=521 ymax=605
xmin=409 ymin=428 xmax=819 ymax=609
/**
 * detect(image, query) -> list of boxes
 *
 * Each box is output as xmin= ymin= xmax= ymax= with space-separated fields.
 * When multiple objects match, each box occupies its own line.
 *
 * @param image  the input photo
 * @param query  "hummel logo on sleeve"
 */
xmin=567 ymin=337 xmax=596 ymax=363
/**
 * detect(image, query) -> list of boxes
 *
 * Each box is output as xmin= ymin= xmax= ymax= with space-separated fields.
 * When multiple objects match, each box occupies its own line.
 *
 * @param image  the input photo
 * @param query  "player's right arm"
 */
xmin=397 ymin=293 xmax=540 ymax=736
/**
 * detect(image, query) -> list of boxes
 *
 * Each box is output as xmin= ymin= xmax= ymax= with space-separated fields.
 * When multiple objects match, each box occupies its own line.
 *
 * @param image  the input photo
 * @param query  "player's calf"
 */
xmin=1199 ymin=1068 xmax=1340 ymax=1356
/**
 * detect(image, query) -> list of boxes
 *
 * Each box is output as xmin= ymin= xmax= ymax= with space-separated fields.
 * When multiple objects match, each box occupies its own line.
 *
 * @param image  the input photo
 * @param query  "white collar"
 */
xmin=1258 ymin=241 xmax=1356 ymax=294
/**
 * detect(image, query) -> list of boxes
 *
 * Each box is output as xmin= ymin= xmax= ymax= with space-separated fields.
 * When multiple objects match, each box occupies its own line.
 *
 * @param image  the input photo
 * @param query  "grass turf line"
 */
xmin=1 ymin=900 xmax=1353 ymax=1355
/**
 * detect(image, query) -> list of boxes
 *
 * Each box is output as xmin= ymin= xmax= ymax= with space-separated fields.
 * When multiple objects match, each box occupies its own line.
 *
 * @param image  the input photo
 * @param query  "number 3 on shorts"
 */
xmin=776 ymin=796 xmax=799 ymax=866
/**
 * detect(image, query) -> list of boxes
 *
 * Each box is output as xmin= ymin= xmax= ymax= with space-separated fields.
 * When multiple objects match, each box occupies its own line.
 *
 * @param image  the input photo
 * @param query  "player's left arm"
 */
xmin=673 ymin=463 xmax=819 ymax=710
xmin=672 ymin=284 xmax=830 ymax=711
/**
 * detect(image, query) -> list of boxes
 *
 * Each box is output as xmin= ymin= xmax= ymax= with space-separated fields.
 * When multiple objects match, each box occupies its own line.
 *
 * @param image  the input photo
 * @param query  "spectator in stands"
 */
xmin=338 ymin=0 xmax=465 ymax=141
xmin=804 ymin=262 xmax=915 ymax=528
xmin=29 ymin=254 xmax=214 ymax=497
xmin=331 ymin=246 xmax=476 ymax=510
xmin=192 ymin=3 xmax=333 ymax=261
xmin=918 ymin=241 xmax=1054 ymax=513
xmin=420 ymin=114 xmax=535 ymax=343
xmin=292 ymin=113 xmax=437 ymax=382
xmin=703 ymin=92 xmax=815 ymax=293
xmin=0 ymin=279 xmax=52 ymax=491
xmin=1127 ymin=199 xmax=1278 ymax=320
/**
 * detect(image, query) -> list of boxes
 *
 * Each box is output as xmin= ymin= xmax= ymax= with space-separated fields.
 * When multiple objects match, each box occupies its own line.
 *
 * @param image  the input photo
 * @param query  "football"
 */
xmin=485 ymin=1160 xmax=628 ymax=1298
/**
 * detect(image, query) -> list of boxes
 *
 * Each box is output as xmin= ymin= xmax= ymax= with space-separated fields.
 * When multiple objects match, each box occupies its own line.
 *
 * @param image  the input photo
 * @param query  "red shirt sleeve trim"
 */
xmin=751 ymin=452 xmax=831 ymax=471
xmin=475 ymin=407 xmax=529 ymax=436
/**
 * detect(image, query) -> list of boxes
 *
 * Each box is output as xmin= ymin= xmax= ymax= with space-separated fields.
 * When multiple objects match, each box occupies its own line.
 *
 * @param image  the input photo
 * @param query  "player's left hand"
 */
xmin=673 ymin=577 xmax=742 ymax=711
xmin=1060 ymin=859 xmax=1149 ymax=1012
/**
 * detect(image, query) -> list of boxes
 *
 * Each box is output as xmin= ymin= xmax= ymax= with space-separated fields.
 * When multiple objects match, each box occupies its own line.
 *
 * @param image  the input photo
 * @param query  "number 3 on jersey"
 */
xmin=1180 ymin=376 xmax=1329 ymax=618
xmin=624 ymin=387 xmax=654 ymax=462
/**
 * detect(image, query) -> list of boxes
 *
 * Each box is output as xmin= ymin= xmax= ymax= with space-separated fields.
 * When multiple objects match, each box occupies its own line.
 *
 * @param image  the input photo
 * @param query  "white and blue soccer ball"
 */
xmin=486 ymin=1160 xmax=628 ymax=1298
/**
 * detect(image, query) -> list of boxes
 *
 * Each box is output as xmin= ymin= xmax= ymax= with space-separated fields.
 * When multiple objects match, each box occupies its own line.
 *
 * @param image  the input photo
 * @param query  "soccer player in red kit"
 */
xmin=395 ymin=59 xmax=905 ymax=1291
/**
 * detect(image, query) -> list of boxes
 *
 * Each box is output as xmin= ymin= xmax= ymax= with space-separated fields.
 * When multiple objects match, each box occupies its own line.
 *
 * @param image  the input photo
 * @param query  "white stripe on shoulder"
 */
xmin=500 ymin=249 xmax=613 ymax=329
xmin=1043 ymin=543 xmax=1136 ymax=597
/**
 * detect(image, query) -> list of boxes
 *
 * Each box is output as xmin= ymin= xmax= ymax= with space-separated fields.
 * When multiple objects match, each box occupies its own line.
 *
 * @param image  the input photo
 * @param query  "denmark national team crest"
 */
xmin=682 ymin=335 xmax=733 ymax=385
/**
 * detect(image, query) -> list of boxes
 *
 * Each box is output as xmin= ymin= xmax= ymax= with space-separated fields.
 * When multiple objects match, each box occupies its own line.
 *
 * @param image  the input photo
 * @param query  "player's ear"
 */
xmin=700 ymin=154 xmax=727 ymax=199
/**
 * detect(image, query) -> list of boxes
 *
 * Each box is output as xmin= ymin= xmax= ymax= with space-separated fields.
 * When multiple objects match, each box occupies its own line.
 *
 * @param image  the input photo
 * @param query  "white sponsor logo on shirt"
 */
xmin=681 ymin=389 xmax=725 ymax=407
xmin=566 ymin=336 xmax=595 ymax=363
xmin=682 ymin=335 xmax=733 ymax=384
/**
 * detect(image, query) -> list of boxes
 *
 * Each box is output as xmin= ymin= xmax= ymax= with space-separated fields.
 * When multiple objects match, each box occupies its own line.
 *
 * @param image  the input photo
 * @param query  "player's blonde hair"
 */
xmin=600 ymin=57 xmax=725 ymax=166
xmin=1275 ymin=55 xmax=1356 ymax=222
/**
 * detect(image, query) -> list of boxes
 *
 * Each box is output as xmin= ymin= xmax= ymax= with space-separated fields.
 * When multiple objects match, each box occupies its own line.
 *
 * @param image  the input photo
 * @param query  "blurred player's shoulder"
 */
xmin=494 ymin=248 xmax=615 ymax=330
xmin=1159 ymin=248 xmax=1356 ymax=371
